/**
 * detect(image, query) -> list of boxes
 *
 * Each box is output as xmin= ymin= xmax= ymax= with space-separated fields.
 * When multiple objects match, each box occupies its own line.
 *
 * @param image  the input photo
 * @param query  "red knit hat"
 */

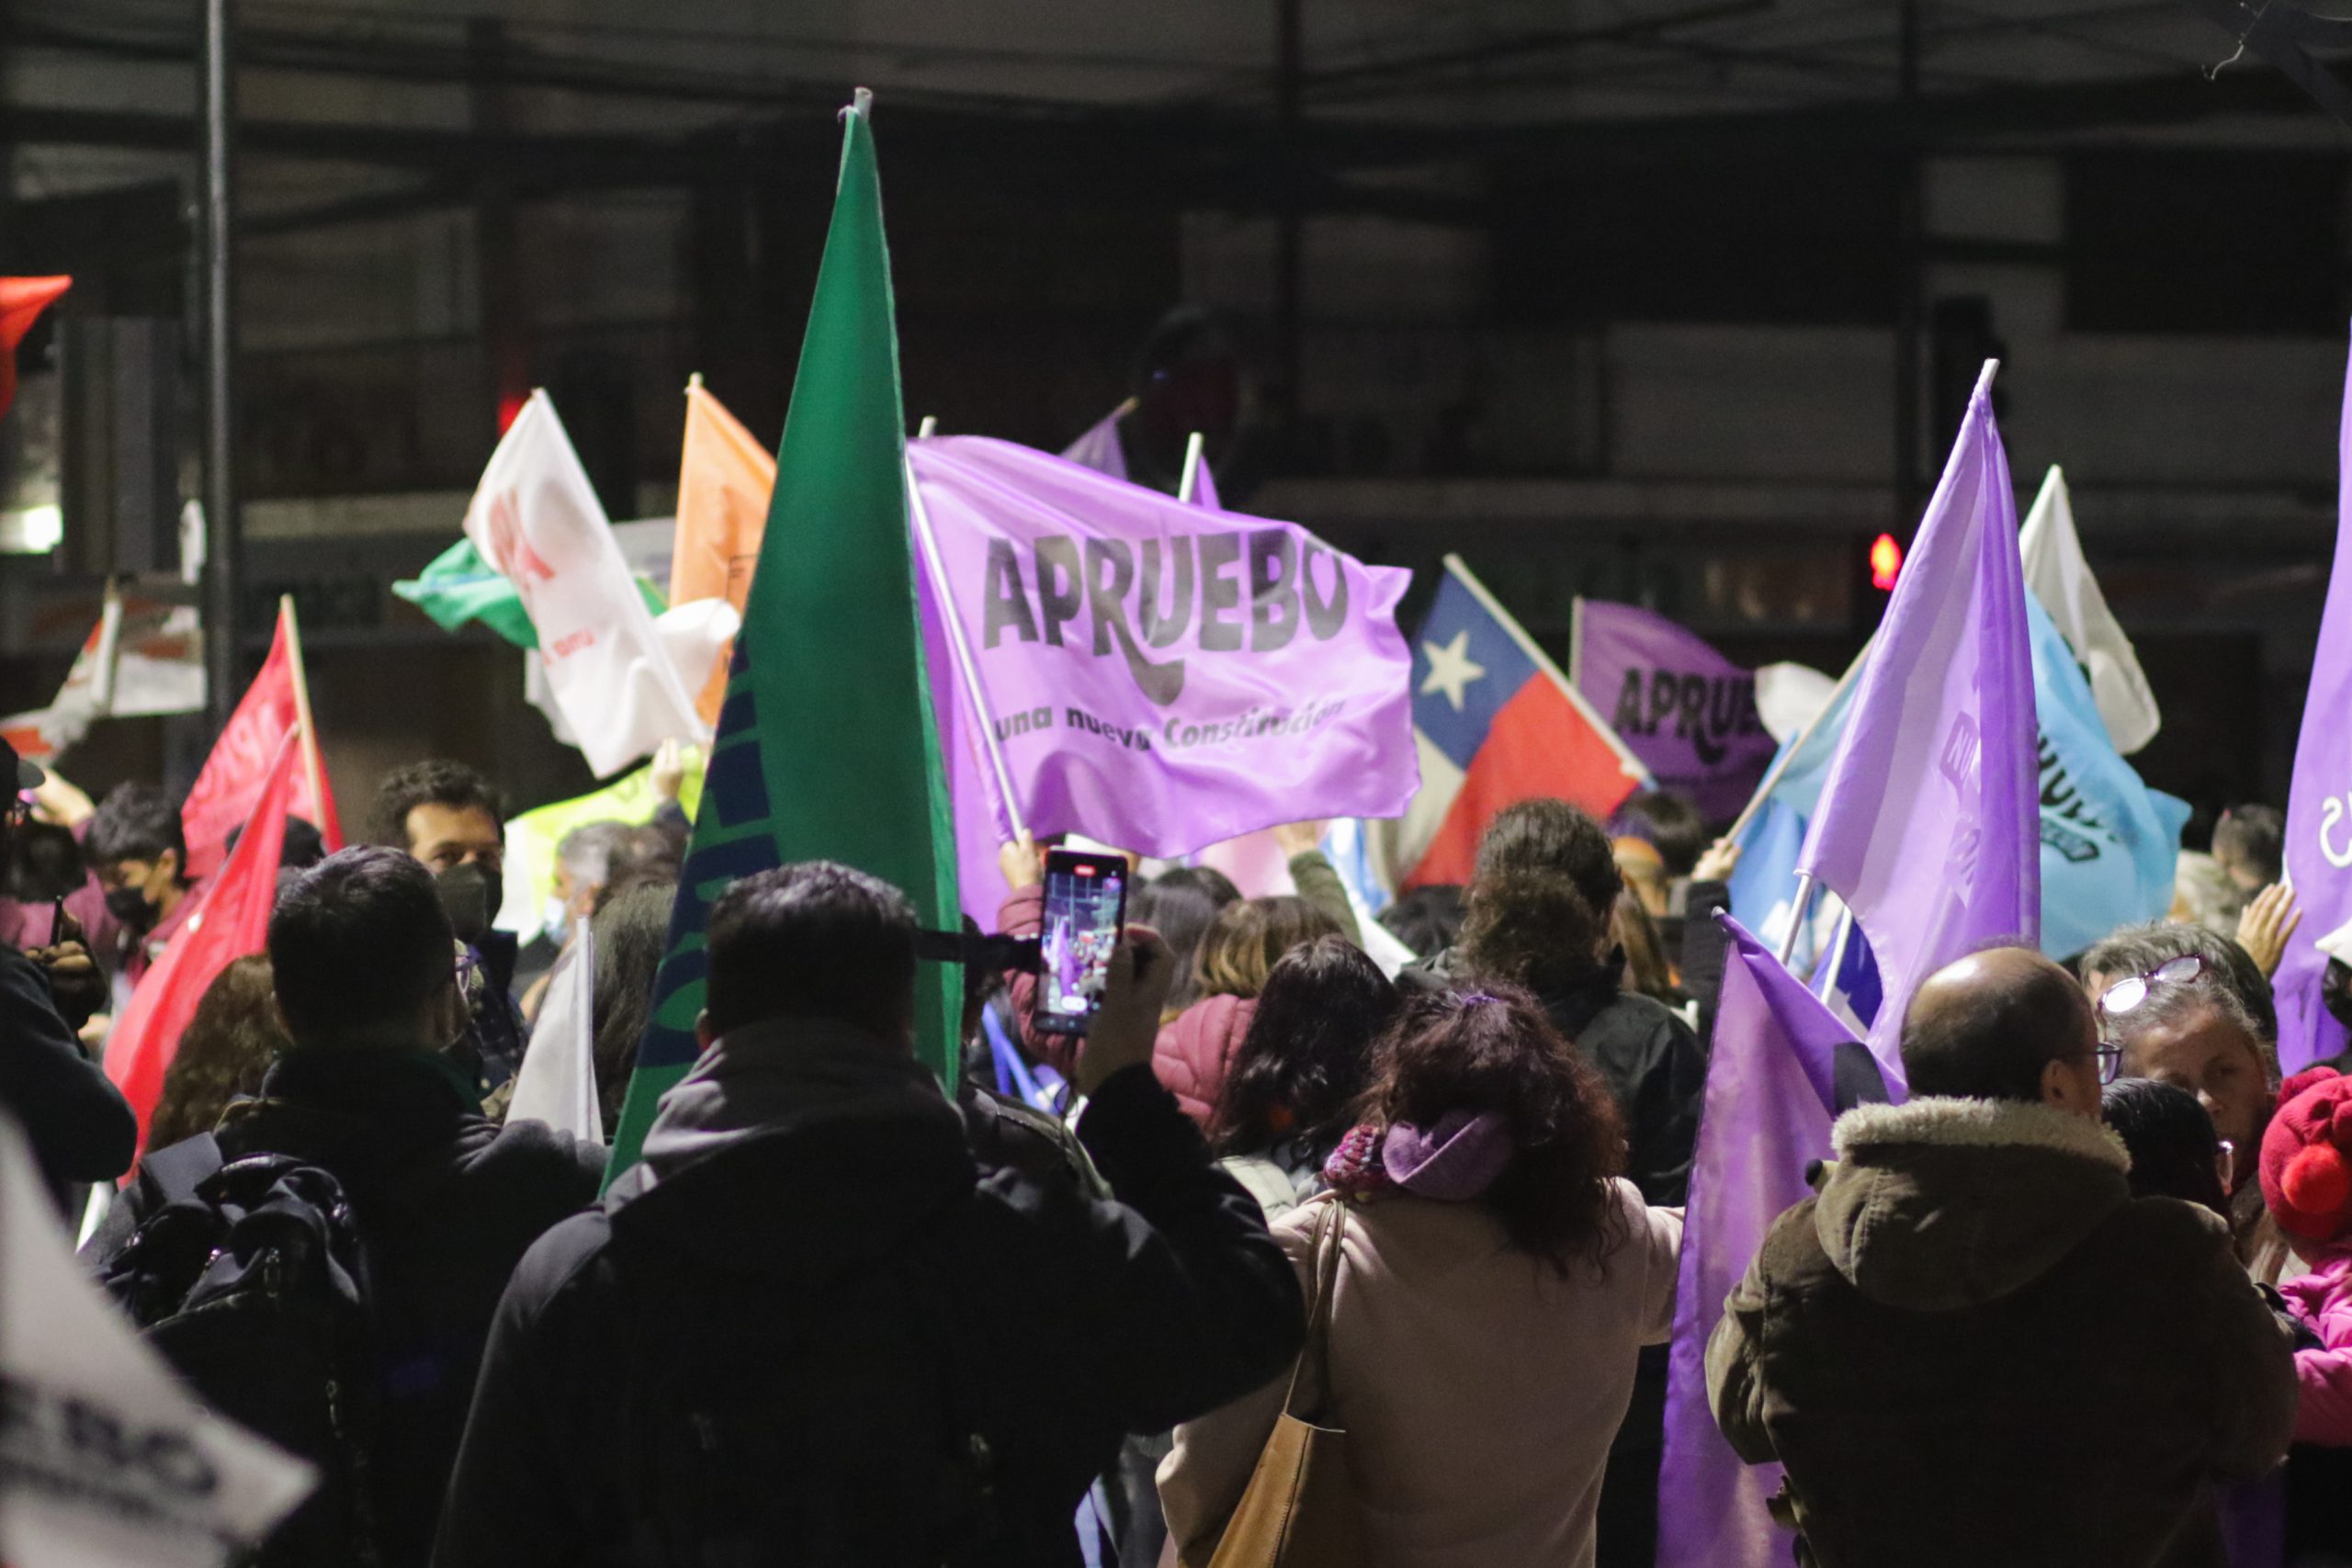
xmin=2260 ymin=1067 xmax=2352 ymax=1245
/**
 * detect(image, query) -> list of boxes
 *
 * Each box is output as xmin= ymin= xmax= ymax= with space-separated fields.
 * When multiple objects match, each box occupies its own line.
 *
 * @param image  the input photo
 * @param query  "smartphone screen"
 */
xmin=1034 ymin=849 xmax=1127 ymax=1037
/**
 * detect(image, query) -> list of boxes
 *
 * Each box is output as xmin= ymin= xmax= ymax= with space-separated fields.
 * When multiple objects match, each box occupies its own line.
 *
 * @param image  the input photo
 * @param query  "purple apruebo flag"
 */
xmin=1657 ymin=914 xmax=1857 ymax=1568
xmin=1572 ymin=599 xmax=1775 ymax=821
xmin=2279 ymin=337 xmax=2352 ymax=1074
xmin=911 ymin=436 xmax=1419 ymax=923
xmin=1796 ymin=361 xmax=2039 ymax=1073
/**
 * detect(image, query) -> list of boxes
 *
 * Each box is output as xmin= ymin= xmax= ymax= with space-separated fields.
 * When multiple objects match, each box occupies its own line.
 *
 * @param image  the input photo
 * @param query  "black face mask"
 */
xmin=106 ymin=884 xmax=158 ymax=932
xmin=435 ymin=862 xmax=493 ymax=947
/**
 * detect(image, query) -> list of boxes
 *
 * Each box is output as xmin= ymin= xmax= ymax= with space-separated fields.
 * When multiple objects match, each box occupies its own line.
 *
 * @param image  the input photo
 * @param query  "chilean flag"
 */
xmin=1396 ymin=555 xmax=1651 ymax=888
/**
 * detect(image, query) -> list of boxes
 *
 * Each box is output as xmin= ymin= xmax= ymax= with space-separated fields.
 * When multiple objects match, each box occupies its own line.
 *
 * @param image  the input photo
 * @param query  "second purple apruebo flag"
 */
xmin=1571 ymin=599 xmax=1775 ymax=821
xmin=2280 ymin=334 xmax=2352 ymax=1073
xmin=1796 ymin=359 xmax=2039 ymax=1074
xmin=1657 ymin=914 xmax=1856 ymax=1568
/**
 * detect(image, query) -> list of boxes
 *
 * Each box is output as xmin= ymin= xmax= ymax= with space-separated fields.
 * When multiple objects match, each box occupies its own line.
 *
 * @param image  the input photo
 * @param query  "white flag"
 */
xmin=2019 ymin=464 xmax=2160 ymax=755
xmin=0 ymin=589 xmax=204 ymax=763
xmin=0 ymin=1113 xmax=313 ymax=1567
xmin=506 ymin=918 xmax=604 ymax=1143
xmin=464 ymin=391 xmax=737 ymax=777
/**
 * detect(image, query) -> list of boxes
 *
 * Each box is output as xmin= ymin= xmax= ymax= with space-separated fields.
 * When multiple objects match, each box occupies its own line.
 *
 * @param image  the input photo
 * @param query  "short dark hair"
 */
xmin=2080 ymin=922 xmax=2277 ymax=1047
xmin=374 ymin=760 xmax=503 ymax=847
xmin=2102 ymin=1077 xmax=2228 ymax=1215
xmin=269 ymin=846 xmax=456 ymax=1045
xmin=1609 ymin=791 xmax=1710 ymax=878
xmin=1900 ymin=948 xmax=2094 ymax=1102
xmin=1131 ymin=866 xmax=1241 ymax=1013
xmin=223 ymin=815 xmax=325 ymax=873
xmin=1377 ymin=884 xmax=1465 ymax=961
xmin=703 ymin=862 xmax=917 ymax=1041
xmin=84 ymin=783 xmax=188 ymax=878
xmin=2211 ymin=804 xmax=2284 ymax=886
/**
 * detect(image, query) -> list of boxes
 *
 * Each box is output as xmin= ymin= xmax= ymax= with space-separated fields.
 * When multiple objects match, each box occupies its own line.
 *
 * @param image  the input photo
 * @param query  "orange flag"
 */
xmin=671 ymin=379 xmax=775 ymax=726
xmin=107 ymin=731 xmax=301 ymax=1160
xmin=0 ymin=276 xmax=71 ymax=421
xmin=179 ymin=604 xmax=344 ymax=880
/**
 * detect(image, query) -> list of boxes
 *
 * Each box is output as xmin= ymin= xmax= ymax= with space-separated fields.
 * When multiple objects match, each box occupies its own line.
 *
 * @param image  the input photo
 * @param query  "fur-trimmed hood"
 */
xmin=1815 ymin=1097 xmax=2133 ymax=1312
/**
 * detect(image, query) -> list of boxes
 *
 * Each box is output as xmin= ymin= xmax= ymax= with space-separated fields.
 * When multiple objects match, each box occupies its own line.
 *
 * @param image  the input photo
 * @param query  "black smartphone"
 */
xmin=1032 ymin=848 xmax=1128 ymax=1038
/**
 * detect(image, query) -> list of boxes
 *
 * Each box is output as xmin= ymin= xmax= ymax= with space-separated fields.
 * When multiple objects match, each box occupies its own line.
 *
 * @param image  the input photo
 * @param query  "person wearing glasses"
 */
xmin=2083 ymin=924 xmax=2288 ymax=1281
xmin=1708 ymin=945 xmax=2299 ymax=1568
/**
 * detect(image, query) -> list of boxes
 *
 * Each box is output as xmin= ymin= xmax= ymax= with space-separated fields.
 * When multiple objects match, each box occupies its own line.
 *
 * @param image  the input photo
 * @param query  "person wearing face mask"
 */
xmin=91 ymin=848 xmax=605 ymax=1566
xmin=375 ymin=760 xmax=526 ymax=1090
xmin=83 ymin=781 xmax=201 ymax=998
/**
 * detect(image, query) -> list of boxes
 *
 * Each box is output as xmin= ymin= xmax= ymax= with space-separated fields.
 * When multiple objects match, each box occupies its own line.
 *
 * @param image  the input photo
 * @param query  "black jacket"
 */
xmin=0 ymin=943 xmax=134 ymax=1208
xmin=433 ymin=1021 xmax=1305 ymax=1568
xmin=93 ymin=1045 xmax=605 ymax=1568
xmin=1412 ymin=947 xmax=1707 ymax=1207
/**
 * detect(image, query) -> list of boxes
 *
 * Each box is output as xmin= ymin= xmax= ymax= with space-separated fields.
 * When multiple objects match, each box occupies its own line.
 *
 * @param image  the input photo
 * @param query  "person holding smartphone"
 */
xmin=438 ymin=858 xmax=1306 ymax=1568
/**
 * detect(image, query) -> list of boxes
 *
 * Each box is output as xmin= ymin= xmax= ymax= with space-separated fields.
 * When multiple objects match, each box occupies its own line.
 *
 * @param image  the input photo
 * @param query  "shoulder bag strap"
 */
xmin=1279 ymin=1199 xmax=1348 ymax=1420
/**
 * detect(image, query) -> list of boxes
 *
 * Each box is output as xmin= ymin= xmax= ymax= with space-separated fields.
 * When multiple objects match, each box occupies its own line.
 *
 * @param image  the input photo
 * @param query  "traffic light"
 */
xmin=1870 ymin=532 xmax=1903 ymax=592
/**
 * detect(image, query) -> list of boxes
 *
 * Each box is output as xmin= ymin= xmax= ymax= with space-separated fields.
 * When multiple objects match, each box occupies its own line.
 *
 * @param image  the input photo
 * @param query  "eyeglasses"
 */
xmin=2094 ymin=1041 xmax=2124 ymax=1085
xmin=2098 ymin=954 xmax=2207 ymax=1021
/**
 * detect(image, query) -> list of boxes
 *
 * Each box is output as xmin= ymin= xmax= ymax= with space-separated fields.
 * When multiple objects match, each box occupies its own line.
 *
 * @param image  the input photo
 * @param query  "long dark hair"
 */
xmin=1457 ymin=799 xmax=1623 ymax=998
xmin=592 ymin=881 xmax=675 ymax=1131
xmin=1210 ymin=936 xmax=1397 ymax=1156
xmin=1354 ymin=983 xmax=1627 ymax=1274
xmin=149 ymin=954 xmax=287 ymax=1151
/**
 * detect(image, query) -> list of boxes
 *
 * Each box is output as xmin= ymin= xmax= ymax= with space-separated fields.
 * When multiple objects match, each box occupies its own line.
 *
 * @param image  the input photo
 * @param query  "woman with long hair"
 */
xmin=148 ymin=954 xmax=288 ymax=1151
xmin=1154 ymin=894 xmax=1343 ymax=1126
xmin=1208 ymin=935 xmax=1398 ymax=1220
xmin=1160 ymin=985 xmax=1681 ymax=1565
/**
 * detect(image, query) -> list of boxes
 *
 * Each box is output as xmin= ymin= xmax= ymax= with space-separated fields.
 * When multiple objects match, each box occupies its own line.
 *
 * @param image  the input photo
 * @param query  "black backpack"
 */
xmin=605 ymin=1188 xmax=1021 ymax=1568
xmin=98 ymin=1142 xmax=387 ymax=1568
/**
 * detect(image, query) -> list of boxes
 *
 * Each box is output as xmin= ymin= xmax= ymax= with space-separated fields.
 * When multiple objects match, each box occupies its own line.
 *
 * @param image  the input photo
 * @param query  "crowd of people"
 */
xmin=8 ymin=723 xmax=2352 ymax=1568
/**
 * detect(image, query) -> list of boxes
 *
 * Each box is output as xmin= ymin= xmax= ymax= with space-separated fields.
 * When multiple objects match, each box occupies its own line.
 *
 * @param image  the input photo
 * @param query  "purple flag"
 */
xmin=2280 ymin=337 xmax=2352 ymax=1073
xmin=1796 ymin=361 xmax=2039 ymax=1072
xmin=1571 ymin=599 xmax=1775 ymax=820
xmin=1657 ymin=915 xmax=1857 ymax=1568
xmin=1058 ymin=404 xmax=1128 ymax=480
xmin=910 ymin=436 xmax=1419 ymax=921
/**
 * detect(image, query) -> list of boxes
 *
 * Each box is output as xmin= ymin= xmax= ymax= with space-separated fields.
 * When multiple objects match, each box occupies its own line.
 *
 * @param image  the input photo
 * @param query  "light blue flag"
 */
xmin=2027 ymin=591 xmax=2190 ymax=958
xmin=1726 ymin=671 xmax=1859 ymax=968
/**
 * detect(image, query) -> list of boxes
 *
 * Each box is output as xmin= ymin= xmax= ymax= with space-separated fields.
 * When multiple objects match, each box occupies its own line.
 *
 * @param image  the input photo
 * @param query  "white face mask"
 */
xmin=542 ymin=896 xmax=570 ymax=941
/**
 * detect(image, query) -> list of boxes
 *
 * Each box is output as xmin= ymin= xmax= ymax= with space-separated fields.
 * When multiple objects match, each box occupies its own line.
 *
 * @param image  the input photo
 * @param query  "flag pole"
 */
xmin=1720 ymin=639 xmax=1874 ymax=847
xmin=903 ymin=455 xmax=1027 ymax=839
xmin=279 ymin=594 xmax=329 ymax=819
xmin=1777 ymin=873 xmax=1817 ymax=966
xmin=917 ymin=415 xmax=938 ymax=439
xmin=1177 ymin=431 xmax=1206 ymax=503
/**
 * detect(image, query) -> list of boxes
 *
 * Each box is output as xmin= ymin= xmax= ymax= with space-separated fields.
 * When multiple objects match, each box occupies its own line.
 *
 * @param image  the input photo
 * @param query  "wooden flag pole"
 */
xmin=1177 ymin=431 xmax=1206 ymax=503
xmin=903 ymin=455 xmax=1026 ymax=840
xmin=279 ymin=593 xmax=329 ymax=820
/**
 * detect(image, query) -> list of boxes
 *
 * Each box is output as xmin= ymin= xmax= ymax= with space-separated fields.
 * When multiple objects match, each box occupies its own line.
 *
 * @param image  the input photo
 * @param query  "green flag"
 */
xmin=605 ymin=94 xmax=960 ymax=1180
xmin=393 ymin=536 xmax=665 ymax=650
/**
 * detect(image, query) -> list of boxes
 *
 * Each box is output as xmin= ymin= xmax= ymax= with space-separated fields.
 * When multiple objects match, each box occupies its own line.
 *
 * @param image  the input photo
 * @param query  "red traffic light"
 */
xmin=1869 ymin=533 xmax=1903 ymax=592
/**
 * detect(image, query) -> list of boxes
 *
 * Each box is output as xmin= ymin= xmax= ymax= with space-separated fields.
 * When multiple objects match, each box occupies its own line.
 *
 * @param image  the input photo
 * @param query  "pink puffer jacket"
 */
xmin=1153 ymin=994 xmax=1259 ymax=1129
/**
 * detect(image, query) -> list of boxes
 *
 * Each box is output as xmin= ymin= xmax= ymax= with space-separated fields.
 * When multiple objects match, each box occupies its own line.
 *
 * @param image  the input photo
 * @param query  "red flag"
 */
xmin=0 ymin=275 xmax=72 ymax=421
xmin=180 ymin=604 xmax=344 ymax=879
xmin=107 ymin=731 xmax=301 ymax=1158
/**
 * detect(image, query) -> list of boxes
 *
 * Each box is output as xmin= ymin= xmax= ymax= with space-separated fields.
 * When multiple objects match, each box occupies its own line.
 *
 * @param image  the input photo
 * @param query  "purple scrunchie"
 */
xmin=1323 ymin=1109 xmax=1514 ymax=1202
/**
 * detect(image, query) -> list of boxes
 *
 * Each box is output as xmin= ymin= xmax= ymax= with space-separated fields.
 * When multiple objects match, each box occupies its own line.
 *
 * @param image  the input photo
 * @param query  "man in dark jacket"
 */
xmin=90 ymin=846 xmax=604 ymax=1567
xmin=435 ymin=859 xmax=1305 ymax=1568
xmin=1708 ymin=946 xmax=2299 ymax=1568
xmin=1 ymin=741 xmax=135 ymax=1208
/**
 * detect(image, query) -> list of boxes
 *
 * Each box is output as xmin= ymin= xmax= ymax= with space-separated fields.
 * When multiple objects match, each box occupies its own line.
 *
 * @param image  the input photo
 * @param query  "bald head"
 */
xmin=1901 ymin=947 xmax=2100 ymax=1105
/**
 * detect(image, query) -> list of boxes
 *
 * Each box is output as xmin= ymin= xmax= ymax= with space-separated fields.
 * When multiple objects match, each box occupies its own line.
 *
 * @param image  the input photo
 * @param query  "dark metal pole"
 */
xmin=202 ymin=0 xmax=239 ymax=730
xmin=1273 ymin=0 xmax=1303 ymax=426
xmin=1892 ymin=0 xmax=1923 ymax=536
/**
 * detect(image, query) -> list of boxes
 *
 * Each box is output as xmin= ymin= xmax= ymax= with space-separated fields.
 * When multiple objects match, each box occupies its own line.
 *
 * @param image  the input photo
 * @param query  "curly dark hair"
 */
xmin=373 ymin=760 xmax=504 ymax=847
xmin=1194 ymin=895 xmax=1343 ymax=1001
xmin=1457 ymin=799 xmax=1623 ymax=998
xmin=1210 ymin=936 xmax=1397 ymax=1156
xmin=147 ymin=955 xmax=288 ymax=1151
xmin=1353 ymin=982 xmax=1628 ymax=1275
